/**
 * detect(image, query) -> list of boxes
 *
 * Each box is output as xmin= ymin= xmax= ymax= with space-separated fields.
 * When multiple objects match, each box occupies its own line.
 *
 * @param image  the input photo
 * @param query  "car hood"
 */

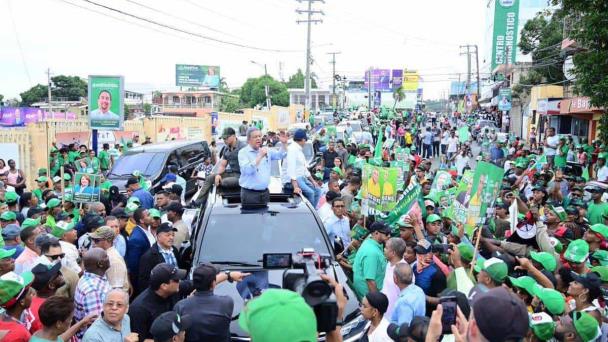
xmin=214 ymin=266 xmax=360 ymax=339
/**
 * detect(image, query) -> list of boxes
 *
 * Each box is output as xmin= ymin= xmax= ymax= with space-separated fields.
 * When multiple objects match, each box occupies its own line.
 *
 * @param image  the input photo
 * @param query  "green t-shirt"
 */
xmin=68 ymin=151 xmax=80 ymax=163
xmin=587 ymin=202 xmax=608 ymax=225
xmin=554 ymin=145 xmax=568 ymax=168
xmin=32 ymin=188 xmax=44 ymax=202
xmin=88 ymin=157 xmax=100 ymax=173
xmin=98 ymin=150 xmax=110 ymax=170
xmin=352 ymin=237 xmax=387 ymax=300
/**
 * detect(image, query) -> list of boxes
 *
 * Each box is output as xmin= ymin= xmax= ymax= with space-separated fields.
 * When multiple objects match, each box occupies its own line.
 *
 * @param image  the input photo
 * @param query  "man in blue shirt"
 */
xmin=390 ymin=262 xmax=425 ymax=325
xmin=238 ymin=128 xmax=287 ymax=207
xmin=126 ymin=177 xmax=154 ymax=209
xmin=490 ymin=141 xmax=505 ymax=166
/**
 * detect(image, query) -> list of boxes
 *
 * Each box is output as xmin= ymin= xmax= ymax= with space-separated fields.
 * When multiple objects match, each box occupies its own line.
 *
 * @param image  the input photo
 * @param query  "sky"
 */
xmin=0 ymin=0 xmax=487 ymax=101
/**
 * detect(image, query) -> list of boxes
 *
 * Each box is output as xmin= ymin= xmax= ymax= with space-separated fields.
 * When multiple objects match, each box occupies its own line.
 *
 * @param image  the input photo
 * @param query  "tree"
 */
xmin=220 ymin=95 xmax=241 ymax=112
xmin=0 ymin=94 xmax=4 ymax=104
xmin=240 ymin=75 xmax=289 ymax=108
xmin=392 ymin=86 xmax=405 ymax=110
xmin=19 ymin=75 xmax=87 ymax=106
xmin=515 ymin=9 xmax=564 ymax=98
xmin=285 ymin=69 xmax=317 ymax=89
xmin=552 ymin=0 xmax=608 ymax=143
xmin=143 ymin=103 xmax=152 ymax=115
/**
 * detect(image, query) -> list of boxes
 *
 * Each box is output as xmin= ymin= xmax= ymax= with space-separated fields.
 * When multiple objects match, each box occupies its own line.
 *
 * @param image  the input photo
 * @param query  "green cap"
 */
xmin=450 ymin=225 xmax=459 ymax=237
xmin=127 ymin=197 xmax=141 ymax=205
xmin=590 ymin=224 xmax=608 ymax=240
xmin=0 ymin=249 xmax=16 ymax=260
xmin=590 ymin=266 xmax=608 ymax=282
xmin=591 ymin=250 xmax=608 ymax=266
xmin=530 ymin=251 xmax=557 ymax=272
xmin=350 ymin=224 xmax=369 ymax=241
xmin=4 ymin=192 xmax=18 ymax=204
xmin=63 ymin=173 xmax=72 ymax=181
xmin=0 ymin=271 xmax=34 ymax=306
xmin=63 ymin=193 xmax=74 ymax=202
xmin=598 ymin=152 xmax=608 ymax=160
xmin=46 ymin=198 xmax=62 ymax=210
xmin=125 ymin=202 xmax=139 ymax=214
xmin=426 ymin=214 xmax=442 ymax=223
xmin=479 ymin=257 xmax=508 ymax=283
xmin=36 ymin=176 xmax=48 ymax=183
xmin=38 ymin=168 xmax=48 ymax=176
xmin=564 ymin=239 xmax=590 ymax=263
xmin=530 ymin=312 xmax=556 ymax=341
xmin=509 ymin=276 xmax=539 ymax=296
xmin=396 ymin=220 xmax=414 ymax=229
xmin=21 ymin=217 xmax=41 ymax=230
xmin=548 ymin=205 xmax=567 ymax=222
xmin=239 ymin=289 xmax=317 ymax=342
xmin=457 ymin=243 xmax=474 ymax=262
xmin=572 ymin=311 xmax=601 ymax=342
xmin=535 ymin=288 xmax=565 ymax=315
xmin=0 ymin=211 xmax=16 ymax=221
xmin=132 ymin=170 xmax=142 ymax=177
xmin=548 ymin=237 xmax=563 ymax=254
xmin=51 ymin=220 xmax=75 ymax=238
xmin=148 ymin=208 xmax=162 ymax=219
xmin=331 ymin=167 xmax=344 ymax=177
xmin=473 ymin=255 xmax=487 ymax=273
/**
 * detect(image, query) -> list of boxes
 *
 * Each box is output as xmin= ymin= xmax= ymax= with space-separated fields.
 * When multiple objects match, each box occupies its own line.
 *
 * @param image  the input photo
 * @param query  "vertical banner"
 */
xmin=491 ymin=0 xmax=520 ymax=72
xmin=498 ymin=88 xmax=512 ymax=111
xmin=462 ymin=162 xmax=505 ymax=235
xmin=383 ymin=182 xmax=421 ymax=225
xmin=361 ymin=164 xmax=399 ymax=212
xmin=73 ymin=173 xmax=101 ymax=203
xmin=88 ymin=75 xmax=124 ymax=131
xmin=211 ymin=112 xmax=218 ymax=135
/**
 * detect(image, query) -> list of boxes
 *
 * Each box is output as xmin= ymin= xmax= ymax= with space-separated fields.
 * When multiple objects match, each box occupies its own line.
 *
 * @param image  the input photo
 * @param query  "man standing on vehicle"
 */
xmin=353 ymin=222 xmax=390 ymax=299
xmin=322 ymin=141 xmax=339 ymax=180
xmin=196 ymin=128 xmax=246 ymax=205
xmin=238 ymin=128 xmax=287 ymax=207
xmin=287 ymin=129 xmax=321 ymax=207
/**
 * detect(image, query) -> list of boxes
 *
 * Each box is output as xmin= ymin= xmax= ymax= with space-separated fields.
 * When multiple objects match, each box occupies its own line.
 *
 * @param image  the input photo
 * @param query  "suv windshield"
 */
xmin=109 ymin=152 xmax=165 ymax=177
xmin=198 ymin=210 xmax=331 ymax=264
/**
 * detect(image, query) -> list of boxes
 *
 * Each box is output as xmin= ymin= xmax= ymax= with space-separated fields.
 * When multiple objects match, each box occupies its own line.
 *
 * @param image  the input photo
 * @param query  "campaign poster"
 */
xmin=73 ymin=172 xmax=101 ymax=203
xmin=88 ymin=75 xmax=124 ymax=130
xmin=384 ymin=182 xmax=421 ymax=225
xmin=362 ymin=164 xmax=399 ymax=212
xmin=459 ymin=163 xmax=504 ymax=235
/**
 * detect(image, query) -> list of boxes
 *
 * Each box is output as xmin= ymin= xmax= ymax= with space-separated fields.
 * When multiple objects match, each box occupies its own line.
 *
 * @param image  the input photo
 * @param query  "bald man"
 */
xmin=74 ymin=247 xmax=111 ymax=339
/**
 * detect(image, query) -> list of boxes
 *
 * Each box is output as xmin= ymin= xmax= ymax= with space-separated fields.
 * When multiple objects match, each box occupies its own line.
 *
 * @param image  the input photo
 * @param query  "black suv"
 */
xmin=191 ymin=188 xmax=367 ymax=341
xmin=106 ymin=140 xmax=210 ymax=195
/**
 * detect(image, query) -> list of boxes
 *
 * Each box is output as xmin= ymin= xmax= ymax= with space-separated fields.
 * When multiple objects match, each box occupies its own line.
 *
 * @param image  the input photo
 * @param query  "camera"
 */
xmin=263 ymin=249 xmax=338 ymax=333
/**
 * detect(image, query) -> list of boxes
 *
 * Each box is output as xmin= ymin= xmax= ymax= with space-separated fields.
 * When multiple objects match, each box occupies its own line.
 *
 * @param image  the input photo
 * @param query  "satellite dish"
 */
xmin=563 ymin=56 xmax=576 ymax=81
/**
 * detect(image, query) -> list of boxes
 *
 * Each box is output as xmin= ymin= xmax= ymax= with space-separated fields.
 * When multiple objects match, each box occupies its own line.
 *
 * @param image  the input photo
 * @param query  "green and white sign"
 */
xmin=498 ymin=88 xmax=512 ymax=111
xmin=175 ymin=64 xmax=220 ymax=88
xmin=491 ymin=0 xmax=519 ymax=72
xmin=88 ymin=75 xmax=124 ymax=131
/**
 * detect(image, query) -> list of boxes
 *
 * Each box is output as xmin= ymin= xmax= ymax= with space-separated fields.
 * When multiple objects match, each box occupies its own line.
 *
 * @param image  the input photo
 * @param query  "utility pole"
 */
xmin=459 ymin=45 xmax=472 ymax=93
xmin=296 ymin=0 xmax=324 ymax=113
xmin=474 ymin=45 xmax=481 ymax=99
xmin=327 ymin=51 xmax=341 ymax=109
xmin=367 ymin=67 xmax=372 ymax=110
xmin=46 ymin=68 xmax=53 ymax=113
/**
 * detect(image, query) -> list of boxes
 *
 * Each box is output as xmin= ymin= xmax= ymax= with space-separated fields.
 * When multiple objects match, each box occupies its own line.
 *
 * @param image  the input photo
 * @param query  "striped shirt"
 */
xmin=74 ymin=272 xmax=110 ymax=340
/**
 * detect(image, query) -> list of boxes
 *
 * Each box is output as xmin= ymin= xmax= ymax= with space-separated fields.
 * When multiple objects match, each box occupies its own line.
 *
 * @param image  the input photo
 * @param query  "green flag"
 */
xmin=458 ymin=126 xmax=470 ymax=143
xmin=582 ymin=166 xmax=590 ymax=181
xmin=374 ymin=125 xmax=384 ymax=160
xmin=384 ymin=183 xmax=421 ymax=225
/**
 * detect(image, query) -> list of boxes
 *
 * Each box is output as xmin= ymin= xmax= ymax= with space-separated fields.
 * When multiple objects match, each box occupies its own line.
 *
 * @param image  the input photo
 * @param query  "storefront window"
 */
xmin=571 ymin=118 xmax=589 ymax=140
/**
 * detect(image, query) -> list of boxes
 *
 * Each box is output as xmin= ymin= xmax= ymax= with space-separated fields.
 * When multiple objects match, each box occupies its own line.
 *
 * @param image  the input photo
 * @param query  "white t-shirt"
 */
xmin=545 ymin=135 xmax=559 ymax=156
xmin=598 ymin=166 xmax=608 ymax=182
xmin=366 ymin=318 xmax=393 ymax=342
xmin=455 ymin=154 xmax=470 ymax=175
xmin=382 ymin=260 xmax=407 ymax=319
xmin=441 ymin=131 xmax=450 ymax=145
xmin=447 ymin=137 xmax=459 ymax=153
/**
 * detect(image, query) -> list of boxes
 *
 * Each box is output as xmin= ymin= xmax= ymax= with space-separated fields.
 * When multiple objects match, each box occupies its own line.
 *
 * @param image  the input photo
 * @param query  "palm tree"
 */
xmin=392 ymin=86 xmax=405 ymax=111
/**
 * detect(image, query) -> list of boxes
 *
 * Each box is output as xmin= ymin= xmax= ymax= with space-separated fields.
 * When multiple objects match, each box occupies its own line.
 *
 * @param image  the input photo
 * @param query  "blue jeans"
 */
xmin=297 ymin=177 xmax=321 ymax=207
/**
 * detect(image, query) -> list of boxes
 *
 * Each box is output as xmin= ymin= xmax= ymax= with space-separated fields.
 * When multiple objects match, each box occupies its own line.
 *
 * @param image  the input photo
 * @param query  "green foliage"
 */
xmin=424 ymin=99 xmax=448 ymax=113
xmin=0 ymin=94 xmax=4 ymax=103
xmin=143 ymin=103 xmax=152 ymax=115
xmin=556 ymin=0 xmax=608 ymax=142
xmin=285 ymin=69 xmax=317 ymax=89
xmin=20 ymin=84 xmax=48 ymax=106
xmin=240 ymin=75 xmax=289 ymax=108
xmin=124 ymin=103 xmax=130 ymax=120
xmin=19 ymin=75 xmax=87 ymax=106
xmin=392 ymin=86 xmax=405 ymax=110
xmin=517 ymin=9 xmax=565 ymax=91
xmin=220 ymin=95 xmax=241 ymax=112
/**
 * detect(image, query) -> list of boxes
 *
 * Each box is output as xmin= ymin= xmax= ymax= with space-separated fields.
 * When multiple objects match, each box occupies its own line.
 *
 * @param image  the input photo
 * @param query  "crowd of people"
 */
xmin=0 ymin=109 xmax=608 ymax=341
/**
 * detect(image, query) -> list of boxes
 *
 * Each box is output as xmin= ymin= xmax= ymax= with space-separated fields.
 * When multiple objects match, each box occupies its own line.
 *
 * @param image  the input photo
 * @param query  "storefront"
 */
xmin=558 ymin=96 xmax=603 ymax=142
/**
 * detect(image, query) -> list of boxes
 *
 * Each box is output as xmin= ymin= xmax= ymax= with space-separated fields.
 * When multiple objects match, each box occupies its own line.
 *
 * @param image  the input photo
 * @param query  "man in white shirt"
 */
xmin=544 ymin=127 xmax=559 ymax=167
xmin=446 ymin=130 xmax=459 ymax=161
xmin=596 ymin=154 xmax=608 ymax=182
xmin=382 ymin=237 xmax=407 ymax=319
xmin=52 ymin=221 xmax=82 ymax=274
xmin=323 ymin=197 xmax=351 ymax=252
xmin=288 ymin=129 xmax=322 ymax=207
xmin=318 ymin=190 xmax=340 ymax=223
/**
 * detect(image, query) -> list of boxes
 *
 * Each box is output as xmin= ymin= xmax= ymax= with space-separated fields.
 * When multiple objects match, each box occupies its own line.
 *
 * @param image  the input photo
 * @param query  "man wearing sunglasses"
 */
xmin=353 ymin=222 xmax=391 ymax=300
xmin=323 ymin=197 xmax=351 ymax=254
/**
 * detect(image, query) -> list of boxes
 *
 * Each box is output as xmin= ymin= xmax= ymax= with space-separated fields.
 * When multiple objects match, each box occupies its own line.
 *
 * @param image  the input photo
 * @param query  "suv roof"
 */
xmin=124 ymin=140 xmax=205 ymax=153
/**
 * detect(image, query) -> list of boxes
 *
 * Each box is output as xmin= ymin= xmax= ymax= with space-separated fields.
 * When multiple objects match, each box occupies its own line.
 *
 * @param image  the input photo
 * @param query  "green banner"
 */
xmin=491 ymin=0 xmax=520 ymax=72
xmin=462 ymin=162 xmax=505 ymax=235
xmin=446 ymin=170 xmax=474 ymax=225
xmin=326 ymin=125 xmax=337 ymax=139
xmin=384 ymin=182 xmax=421 ymax=225
xmin=431 ymin=171 xmax=453 ymax=192
xmin=362 ymin=164 xmax=399 ymax=212
xmin=88 ymin=75 xmax=124 ymax=130
xmin=390 ymin=160 xmax=409 ymax=190
xmin=458 ymin=126 xmax=470 ymax=143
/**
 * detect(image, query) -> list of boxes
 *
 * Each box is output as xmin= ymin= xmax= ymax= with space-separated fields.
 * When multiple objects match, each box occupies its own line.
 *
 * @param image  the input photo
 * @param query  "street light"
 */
xmin=250 ymin=60 xmax=267 ymax=76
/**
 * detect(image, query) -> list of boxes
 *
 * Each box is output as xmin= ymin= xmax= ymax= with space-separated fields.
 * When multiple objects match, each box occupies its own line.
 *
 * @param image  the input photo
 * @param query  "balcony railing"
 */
xmin=161 ymin=103 xmax=214 ymax=109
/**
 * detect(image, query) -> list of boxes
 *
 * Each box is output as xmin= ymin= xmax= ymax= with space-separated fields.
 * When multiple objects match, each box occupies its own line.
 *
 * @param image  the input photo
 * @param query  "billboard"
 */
xmin=176 ymin=64 xmax=220 ymax=88
xmin=88 ymin=75 xmax=124 ymax=131
xmin=391 ymin=70 xmax=403 ymax=89
xmin=498 ymin=88 xmax=512 ymax=111
xmin=403 ymin=71 xmax=420 ymax=92
xmin=491 ymin=0 xmax=520 ymax=72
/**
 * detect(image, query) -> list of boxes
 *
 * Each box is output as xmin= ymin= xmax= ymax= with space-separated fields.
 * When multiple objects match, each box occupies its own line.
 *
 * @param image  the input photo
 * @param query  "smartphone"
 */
xmin=262 ymin=253 xmax=292 ymax=269
xmin=440 ymin=296 xmax=458 ymax=335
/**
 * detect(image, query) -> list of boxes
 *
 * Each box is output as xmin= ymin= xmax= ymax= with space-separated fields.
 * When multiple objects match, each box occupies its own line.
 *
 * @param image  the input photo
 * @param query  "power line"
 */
xmin=7 ymin=0 xmax=32 ymax=86
xmin=121 ymin=0 xmax=243 ymax=40
xmin=75 ymin=0 xmax=301 ymax=53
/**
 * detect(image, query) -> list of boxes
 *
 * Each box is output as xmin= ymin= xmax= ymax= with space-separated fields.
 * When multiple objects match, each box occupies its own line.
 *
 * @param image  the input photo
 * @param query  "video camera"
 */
xmin=263 ymin=249 xmax=338 ymax=333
